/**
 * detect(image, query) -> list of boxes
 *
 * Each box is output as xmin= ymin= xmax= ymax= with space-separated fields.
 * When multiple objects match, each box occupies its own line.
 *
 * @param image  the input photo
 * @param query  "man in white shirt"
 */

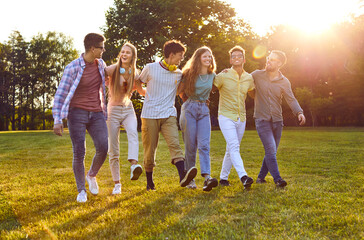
xmin=138 ymin=40 xmax=197 ymax=190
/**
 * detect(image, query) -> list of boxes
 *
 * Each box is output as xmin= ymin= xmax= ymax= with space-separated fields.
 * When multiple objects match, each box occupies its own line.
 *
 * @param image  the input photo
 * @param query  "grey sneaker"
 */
xmin=256 ymin=178 xmax=267 ymax=184
xmin=130 ymin=164 xmax=142 ymax=180
xmin=77 ymin=190 xmax=87 ymax=203
xmin=240 ymin=175 xmax=254 ymax=188
xmin=180 ymin=167 xmax=197 ymax=187
xmin=275 ymin=179 xmax=287 ymax=188
xmin=219 ymin=179 xmax=230 ymax=186
xmin=186 ymin=179 xmax=197 ymax=189
xmin=203 ymin=177 xmax=218 ymax=192
xmin=86 ymin=174 xmax=99 ymax=195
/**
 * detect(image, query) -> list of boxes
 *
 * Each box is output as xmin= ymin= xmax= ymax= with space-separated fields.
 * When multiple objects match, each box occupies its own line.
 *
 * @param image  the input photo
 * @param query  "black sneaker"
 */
xmin=241 ymin=175 xmax=254 ymax=187
xmin=219 ymin=179 xmax=230 ymax=187
xmin=275 ymin=179 xmax=287 ymax=188
xmin=203 ymin=177 xmax=218 ymax=192
xmin=256 ymin=178 xmax=267 ymax=184
xmin=180 ymin=167 xmax=197 ymax=187
xmin=147 ymin=183 xmax=156 ymax=191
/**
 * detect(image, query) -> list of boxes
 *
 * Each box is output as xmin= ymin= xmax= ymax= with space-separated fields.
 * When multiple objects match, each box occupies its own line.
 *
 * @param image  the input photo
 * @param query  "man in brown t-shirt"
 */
xmin=52 ymin=33 xmax=108 ymax=203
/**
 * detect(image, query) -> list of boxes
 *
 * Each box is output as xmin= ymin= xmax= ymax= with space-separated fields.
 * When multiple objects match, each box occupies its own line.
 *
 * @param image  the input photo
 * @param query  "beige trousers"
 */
xmin=141 ymin=116 xmax=184 ymax=172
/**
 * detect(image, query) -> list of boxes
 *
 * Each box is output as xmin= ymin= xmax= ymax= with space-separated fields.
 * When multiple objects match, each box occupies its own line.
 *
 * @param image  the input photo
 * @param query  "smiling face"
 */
xmin=200 ymin=50 xmax=212 ymax=68
xmin=169 ymin=51 xmax=185 ymax=66
xmin=265 ymin=53 xmax=282 ymax=72
xmin=229 ymin=50 xmax=245 ymax=67
xmin=92 ymin=42 xmax=105 ymax=59
xmin=120 ymin=45 xmax=133 ymax=65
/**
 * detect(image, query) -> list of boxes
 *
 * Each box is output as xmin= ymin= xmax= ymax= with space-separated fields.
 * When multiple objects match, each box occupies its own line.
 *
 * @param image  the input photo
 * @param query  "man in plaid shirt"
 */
xmin=53 ymin=33 xmax=108 ymax=203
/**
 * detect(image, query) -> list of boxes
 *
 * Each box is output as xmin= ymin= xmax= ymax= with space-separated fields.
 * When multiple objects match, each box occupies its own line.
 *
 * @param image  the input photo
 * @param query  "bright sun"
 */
xmin=228 ymin=0 xmax=360 ymax=35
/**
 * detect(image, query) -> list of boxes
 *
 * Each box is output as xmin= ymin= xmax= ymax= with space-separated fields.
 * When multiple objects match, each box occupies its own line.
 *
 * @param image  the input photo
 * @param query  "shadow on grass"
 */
xmin=0 ymin=190 xmax=22 ymax=231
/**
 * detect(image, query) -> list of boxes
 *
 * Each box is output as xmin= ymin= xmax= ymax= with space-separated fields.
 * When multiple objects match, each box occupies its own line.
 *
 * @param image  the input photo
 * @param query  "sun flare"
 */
xmin=228 ymin=0 xmax=359 ymax=35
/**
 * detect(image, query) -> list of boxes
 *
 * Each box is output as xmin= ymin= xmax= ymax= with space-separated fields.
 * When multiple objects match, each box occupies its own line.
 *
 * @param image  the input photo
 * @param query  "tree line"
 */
xmin=1 ymin=0 xmax=363 ymax=131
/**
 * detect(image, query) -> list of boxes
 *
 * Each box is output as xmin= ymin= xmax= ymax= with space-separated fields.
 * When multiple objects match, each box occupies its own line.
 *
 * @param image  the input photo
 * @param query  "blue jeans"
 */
xmin=255 ymin=119 xmax=283 ymax=181
xmin=179 ymin=99 xmax=211 ymax=176
xmin=67 ymin=107 xmax=108 ymax=192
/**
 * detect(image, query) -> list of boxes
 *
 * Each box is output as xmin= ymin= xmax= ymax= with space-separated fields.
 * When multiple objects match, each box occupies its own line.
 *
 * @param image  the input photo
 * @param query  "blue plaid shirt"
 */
xmin=52 ymin=54 xmax=107 ymax=125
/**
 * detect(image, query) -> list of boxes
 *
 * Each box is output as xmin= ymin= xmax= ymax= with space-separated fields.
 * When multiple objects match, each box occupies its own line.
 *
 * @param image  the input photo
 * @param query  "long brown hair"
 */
xmin=110 ymin=42 xmax=137 ymax=100
xmin=182 ymin=46 xmax=216 ymax=96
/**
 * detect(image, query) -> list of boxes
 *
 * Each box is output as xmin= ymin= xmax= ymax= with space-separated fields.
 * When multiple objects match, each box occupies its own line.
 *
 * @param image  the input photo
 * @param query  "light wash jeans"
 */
xmin=67 ymin=107 xmax=108 ymax=193
xmin=218 ymin=115 xmax=247 ymax=180
xmin=255 ymin=119 xmax=283 ymax=181
xmin=180 ymin=99 xmax=211 ymax=176
xmin=107 ymin=105 xmax=139 ymax=182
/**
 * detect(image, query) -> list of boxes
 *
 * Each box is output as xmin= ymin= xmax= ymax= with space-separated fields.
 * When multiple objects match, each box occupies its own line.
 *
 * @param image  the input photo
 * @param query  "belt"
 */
xmin=189 ymin=99 xmax=207 ymax=103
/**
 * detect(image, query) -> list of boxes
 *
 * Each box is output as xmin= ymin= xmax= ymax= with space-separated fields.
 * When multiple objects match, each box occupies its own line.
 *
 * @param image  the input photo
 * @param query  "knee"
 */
xmin=97 ymin=142 xmax=109 ymax=156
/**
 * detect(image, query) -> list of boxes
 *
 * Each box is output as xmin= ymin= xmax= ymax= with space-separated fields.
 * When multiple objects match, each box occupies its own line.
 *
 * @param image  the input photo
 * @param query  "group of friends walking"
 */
xmin=52 ymin=33 xmax=306 ymax=203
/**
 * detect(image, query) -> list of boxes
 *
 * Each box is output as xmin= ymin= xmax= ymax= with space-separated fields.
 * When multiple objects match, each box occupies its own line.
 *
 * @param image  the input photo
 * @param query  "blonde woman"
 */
xmin=178 ymin=46 xmax=218 ymax=191
xmin=105 ymin=42 xmax=145 ymax=195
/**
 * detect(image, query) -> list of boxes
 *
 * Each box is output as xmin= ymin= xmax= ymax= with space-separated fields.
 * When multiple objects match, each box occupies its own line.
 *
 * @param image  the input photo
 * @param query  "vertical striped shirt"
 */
xmin=139 ymin=62 xmax=182 ymax=119
xmin=52 ymin=54 xmax=107 ymax=125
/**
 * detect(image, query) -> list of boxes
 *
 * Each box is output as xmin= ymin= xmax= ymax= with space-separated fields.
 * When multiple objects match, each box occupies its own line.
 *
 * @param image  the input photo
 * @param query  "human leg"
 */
xmin=122 ymin=107 xmax=142 ymax=180
xmin=180 ymin=101 xmax=198 ymax=172
xmin=161 ymin=116 xmax=197 ymax=186
xmin=87 ymin=112 xmax=108 ymax=177
xmin=197 ymin=104 xmax=211 ymax=176
xmin=67 ymin=107 xmax=88 ymax=193
xmin=218 ymin=115 xmax=247 ymax=179
xmin=86 ymin=112 xmax=108 ymax=194
xmin=142 ymin=118 xmax=160 ymax=190
xmin=255 ymin=119 xmax=281 ymax=181
xmin=107 ymin=106 xmax=122 ymax=183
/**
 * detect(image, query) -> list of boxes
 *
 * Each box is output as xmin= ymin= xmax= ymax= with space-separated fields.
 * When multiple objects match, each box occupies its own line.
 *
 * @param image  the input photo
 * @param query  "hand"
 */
xmin=53 ymin=123 xmax=63 ymax=136
xmin=298 ymin=113 xmax=306 ymax=126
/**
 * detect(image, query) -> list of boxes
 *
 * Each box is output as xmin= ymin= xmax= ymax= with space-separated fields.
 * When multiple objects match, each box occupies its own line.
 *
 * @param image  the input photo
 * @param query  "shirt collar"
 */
xmin=263 ymin=69 xmax=284 ymax=81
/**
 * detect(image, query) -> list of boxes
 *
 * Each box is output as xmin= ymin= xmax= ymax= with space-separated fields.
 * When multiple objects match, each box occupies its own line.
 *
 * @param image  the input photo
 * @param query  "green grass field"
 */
xmin=0 ymin=128 xmax=363 ymax=239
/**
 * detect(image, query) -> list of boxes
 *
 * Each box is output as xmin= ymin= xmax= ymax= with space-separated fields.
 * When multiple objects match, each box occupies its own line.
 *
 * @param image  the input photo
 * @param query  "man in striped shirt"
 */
xmin=138 ymin=40 xmax=197 ymax=191
xmin=52 ymin=33 xmax=108 ymax=202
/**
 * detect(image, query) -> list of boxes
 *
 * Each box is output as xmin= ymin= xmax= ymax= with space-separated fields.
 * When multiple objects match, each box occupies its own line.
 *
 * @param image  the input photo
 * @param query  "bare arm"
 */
xmin=177 ymin=81 xmax=185 ymax=96
xmin=248 ymin=89 xmax=255 ymax=99
xmin=134 ymin=78 xmax=146 ymax=96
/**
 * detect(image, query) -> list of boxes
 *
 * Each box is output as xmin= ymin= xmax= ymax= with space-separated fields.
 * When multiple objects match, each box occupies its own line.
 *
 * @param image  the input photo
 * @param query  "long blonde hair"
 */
xmin=182 ymin=46 xmax=216 ymax=96
xmin=110 ymin=42 xmax=137 ymax=100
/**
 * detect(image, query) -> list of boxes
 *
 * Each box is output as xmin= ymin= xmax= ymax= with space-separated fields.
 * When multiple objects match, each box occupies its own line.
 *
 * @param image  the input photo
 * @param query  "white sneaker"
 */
xmin=130 ymin=164 xmax=142 ymax=180
xmin=186 ymin=179 xmax=197 ymax=189
xmin=112 ymin=183 xmax=122 ymax=195
xmin=77 ymin=190 xmax=87 ymax=203
xmin=86 ymin=174 xmax=99 ymax=195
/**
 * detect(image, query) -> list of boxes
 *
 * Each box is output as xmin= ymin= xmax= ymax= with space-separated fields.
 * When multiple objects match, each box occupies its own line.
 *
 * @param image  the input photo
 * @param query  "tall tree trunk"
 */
xmin=42 ymin=93 xmax=46 ymax=130
xmin=18 ymin=84 xmax=23 ymax=130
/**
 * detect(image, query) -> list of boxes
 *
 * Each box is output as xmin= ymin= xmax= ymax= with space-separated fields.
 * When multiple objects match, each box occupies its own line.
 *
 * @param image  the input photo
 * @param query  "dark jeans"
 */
xmin=67 ymin=107 xmax=108 ymax=192
xmin=255 ymin=119 xmax=283 ymax=181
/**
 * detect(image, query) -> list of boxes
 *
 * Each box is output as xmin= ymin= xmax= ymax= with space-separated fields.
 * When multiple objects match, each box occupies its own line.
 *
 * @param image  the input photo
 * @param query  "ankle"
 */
xmin=129 ymin=159 xmax=138 ymax=165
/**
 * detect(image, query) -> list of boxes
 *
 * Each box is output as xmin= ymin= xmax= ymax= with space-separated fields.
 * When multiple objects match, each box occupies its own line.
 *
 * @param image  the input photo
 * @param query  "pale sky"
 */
xmin=1 ymin=0 xmax=362 ymax=53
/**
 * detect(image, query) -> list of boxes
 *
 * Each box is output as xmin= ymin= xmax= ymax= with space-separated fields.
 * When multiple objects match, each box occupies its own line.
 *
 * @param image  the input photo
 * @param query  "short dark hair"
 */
xmin=84 ymin=33 xmax=106 ymax=51
xmin=229 ymin=46 xmax=246 ymax=60
xmin=271 ymin=50 xmax=287 ymax=66
xmin=163 ymin=40 xmax=186 ymax=58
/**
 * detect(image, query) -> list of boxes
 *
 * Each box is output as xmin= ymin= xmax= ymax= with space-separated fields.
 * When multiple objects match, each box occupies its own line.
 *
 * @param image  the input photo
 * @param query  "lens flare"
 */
xmin=253 ymin=45 xmax=267 ymax=59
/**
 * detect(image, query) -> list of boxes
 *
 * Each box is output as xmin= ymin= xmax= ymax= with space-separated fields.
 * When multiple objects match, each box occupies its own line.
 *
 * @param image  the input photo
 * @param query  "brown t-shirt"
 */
xmin=70 ymin=60 xmax=102 ymax=112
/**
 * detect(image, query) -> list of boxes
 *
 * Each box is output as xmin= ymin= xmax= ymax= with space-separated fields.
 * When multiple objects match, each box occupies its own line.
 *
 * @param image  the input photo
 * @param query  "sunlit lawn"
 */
xmin=0 ymin=128 xmax=363 ymax=239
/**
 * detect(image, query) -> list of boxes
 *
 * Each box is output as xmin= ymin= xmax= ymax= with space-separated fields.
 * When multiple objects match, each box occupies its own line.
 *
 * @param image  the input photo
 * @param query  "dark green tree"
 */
xmin=28 ymin=32 xmax=78 ymax=129
xmin=103 ymin=0 xmax=260 ymax=125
